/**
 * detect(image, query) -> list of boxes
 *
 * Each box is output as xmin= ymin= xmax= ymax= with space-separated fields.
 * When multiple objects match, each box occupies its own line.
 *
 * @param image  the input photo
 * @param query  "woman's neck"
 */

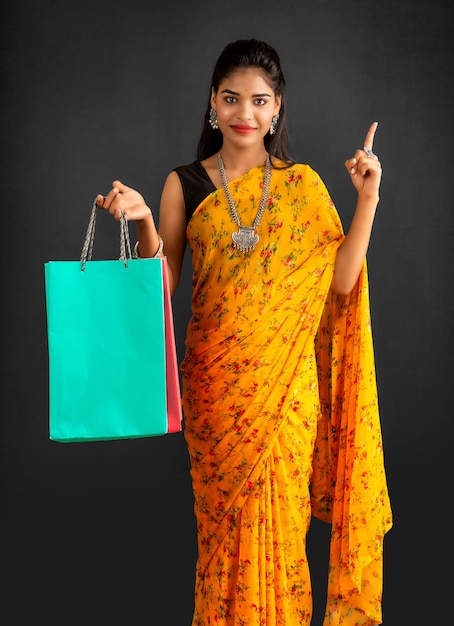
xmin=217 ymin=146 xmax=269 ymax=176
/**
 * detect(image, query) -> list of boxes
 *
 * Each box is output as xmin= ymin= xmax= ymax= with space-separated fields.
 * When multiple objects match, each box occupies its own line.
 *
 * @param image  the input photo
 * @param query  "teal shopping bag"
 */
xmin=44 ymin=203 xmax=182 ymax=442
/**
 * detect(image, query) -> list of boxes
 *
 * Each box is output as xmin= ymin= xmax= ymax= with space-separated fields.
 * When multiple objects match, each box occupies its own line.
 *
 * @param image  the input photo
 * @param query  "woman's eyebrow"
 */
xmin=220 ymin=88 xmax=272 ymax=97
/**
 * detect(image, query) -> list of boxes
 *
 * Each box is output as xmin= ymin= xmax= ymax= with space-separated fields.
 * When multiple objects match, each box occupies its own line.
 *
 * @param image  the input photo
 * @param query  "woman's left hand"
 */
xmin=345 ymin=122 xmax=382 ymax=198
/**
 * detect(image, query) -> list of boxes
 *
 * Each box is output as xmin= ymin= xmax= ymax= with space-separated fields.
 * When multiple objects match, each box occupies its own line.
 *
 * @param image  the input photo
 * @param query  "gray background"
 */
xmin=1 ymin=0 xmax=452 ymax=624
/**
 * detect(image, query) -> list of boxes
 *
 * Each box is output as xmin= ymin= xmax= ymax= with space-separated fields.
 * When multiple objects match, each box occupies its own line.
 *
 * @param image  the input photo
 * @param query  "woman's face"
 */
xmin=211 ymin=67 xmax=281 ymax=146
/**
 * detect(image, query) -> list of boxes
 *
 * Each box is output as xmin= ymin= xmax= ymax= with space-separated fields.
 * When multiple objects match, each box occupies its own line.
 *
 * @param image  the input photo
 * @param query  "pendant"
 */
xmin=232 ymin=226 xmax=259 ymax=252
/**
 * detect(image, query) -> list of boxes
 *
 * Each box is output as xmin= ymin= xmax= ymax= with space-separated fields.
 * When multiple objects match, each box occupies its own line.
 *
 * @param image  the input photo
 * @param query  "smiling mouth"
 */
xmin=231 ymin=125 xmax=255 ymax=133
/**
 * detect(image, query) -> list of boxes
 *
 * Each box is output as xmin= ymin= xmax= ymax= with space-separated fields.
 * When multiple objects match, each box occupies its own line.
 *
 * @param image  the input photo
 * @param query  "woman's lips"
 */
xmin=231 ymin=125 xmax=255 ymax=134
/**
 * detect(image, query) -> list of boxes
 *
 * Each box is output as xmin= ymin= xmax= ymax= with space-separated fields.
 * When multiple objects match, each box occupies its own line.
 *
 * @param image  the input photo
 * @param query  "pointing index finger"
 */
xmin=363 ymin=121 xmax=378 ymax=151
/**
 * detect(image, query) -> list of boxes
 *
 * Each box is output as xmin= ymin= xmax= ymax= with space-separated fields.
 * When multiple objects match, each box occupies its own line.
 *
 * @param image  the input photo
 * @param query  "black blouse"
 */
xmin=173 ymin=160 xmax=217 ymax=224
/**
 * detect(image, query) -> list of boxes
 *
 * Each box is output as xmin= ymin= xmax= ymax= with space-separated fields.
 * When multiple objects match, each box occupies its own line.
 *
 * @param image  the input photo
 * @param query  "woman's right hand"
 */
xmin=96 ymin=180 xmax=153 ymax=223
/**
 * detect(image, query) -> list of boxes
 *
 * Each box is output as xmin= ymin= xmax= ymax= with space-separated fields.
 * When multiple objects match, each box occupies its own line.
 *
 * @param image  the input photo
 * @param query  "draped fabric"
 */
xmin=179 ymin=161 xmax=392 ymax=626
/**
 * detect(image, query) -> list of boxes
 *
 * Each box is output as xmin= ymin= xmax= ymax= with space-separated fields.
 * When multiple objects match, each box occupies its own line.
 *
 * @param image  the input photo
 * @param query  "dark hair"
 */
xmin=196 ymin=39 xmax=294 ymax=166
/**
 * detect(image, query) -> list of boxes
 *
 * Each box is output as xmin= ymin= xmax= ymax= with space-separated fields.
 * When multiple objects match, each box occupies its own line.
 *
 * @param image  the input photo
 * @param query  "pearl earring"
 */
xmin=269 ymin=114 xmax=279 ymax=135
xmin=209 ymin=108 xmax=219 ymax=130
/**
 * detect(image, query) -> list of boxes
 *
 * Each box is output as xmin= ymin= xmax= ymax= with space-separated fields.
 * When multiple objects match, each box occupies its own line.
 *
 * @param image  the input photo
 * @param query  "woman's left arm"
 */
xmin=331 ymin=121 xmax=382 ymax=295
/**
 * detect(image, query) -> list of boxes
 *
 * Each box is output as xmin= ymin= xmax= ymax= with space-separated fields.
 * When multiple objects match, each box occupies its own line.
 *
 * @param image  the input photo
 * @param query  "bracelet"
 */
xmin=153 ymin=235 xmax=164 ymax=258
xmin=133 ymin=235 xmax=164 ymax=259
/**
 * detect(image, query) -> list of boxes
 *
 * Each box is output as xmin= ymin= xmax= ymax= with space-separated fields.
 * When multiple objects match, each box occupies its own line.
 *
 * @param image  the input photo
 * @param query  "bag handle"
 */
xmin=80 ymin=200 xmax=133 ymax=271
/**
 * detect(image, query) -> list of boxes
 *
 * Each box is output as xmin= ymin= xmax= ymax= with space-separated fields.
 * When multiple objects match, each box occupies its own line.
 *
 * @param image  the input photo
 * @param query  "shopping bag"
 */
xmin=44 ymin=201 xmax=182 ymax=442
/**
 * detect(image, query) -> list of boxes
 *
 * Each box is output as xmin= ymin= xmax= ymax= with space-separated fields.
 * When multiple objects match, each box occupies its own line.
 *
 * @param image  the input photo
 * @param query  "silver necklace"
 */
xmin=217 ymin=153 xmax=272 ymax=253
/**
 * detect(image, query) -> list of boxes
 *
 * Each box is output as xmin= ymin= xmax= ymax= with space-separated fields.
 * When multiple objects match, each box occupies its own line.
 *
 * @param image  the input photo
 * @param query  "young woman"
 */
xmin=97 ymin=39 xmax=392 ymax=626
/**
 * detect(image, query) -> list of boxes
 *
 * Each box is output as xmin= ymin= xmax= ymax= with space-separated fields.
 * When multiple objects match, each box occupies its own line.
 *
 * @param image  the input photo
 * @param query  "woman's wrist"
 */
xmin=133 ymin=210 xmax=162 ymax=258
xmin=133 ymin=235 xmax=163 ymax=259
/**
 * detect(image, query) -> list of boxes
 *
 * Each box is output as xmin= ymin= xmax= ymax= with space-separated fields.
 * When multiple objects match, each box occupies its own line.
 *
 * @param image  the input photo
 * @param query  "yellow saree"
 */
xmin=180 ymin=161 xmax=392 ymax=626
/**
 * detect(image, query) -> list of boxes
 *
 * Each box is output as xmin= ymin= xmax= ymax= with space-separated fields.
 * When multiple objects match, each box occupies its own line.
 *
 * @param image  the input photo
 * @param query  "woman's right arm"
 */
xmin=96 ymin=172 xmax=187 ymax=296
xmin=154 ymin=171 xmax=188 ymax=296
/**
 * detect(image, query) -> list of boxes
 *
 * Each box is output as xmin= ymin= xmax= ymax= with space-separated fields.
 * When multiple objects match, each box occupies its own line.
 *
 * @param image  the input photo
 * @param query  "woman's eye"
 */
xmin=255 ymin=99 xmax=266 ymax=106
xmin=225 ymin=96 xmax=237 ymax=103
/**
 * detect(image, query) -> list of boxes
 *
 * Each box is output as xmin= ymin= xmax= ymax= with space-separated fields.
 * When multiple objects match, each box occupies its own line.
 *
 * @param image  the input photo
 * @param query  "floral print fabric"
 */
xmin=180 ymin=162 xmax=392 ymax=625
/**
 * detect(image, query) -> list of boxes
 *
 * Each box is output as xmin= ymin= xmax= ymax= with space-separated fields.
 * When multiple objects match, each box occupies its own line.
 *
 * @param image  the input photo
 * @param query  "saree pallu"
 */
xmin=180 ymin=162 xmax=392 ymax=626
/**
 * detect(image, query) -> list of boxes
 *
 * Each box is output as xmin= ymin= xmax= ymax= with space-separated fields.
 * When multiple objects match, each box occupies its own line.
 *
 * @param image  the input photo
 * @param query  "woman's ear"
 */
xmin=210 ymin=87 xmax=216 ymax=109
xmin=274 ymin=95 xmax=282 ymax=116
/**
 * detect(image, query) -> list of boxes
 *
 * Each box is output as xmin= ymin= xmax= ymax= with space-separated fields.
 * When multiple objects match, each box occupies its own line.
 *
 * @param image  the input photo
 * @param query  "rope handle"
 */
xmin=80 ymin=200 xmax=132 ymax=271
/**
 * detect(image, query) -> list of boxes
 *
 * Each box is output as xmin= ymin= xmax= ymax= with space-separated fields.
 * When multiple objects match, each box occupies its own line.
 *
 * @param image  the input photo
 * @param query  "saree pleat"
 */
xmin=181 ymin=163 xmax=392 ymax=625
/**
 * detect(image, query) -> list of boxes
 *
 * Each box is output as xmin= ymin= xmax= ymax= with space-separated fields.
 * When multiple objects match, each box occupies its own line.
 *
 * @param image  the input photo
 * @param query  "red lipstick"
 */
xmin=231 ymin=125 xmax=255 ymax=134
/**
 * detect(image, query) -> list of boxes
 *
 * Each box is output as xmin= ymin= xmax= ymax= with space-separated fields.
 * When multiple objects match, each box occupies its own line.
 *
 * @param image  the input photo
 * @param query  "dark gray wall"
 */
xmin=1 ymin=1 xmax=452 ymax=624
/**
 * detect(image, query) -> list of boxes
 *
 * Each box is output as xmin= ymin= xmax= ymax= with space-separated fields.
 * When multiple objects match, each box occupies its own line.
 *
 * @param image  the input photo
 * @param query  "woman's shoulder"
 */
xmin=172 ymin=160 xmax=216 ymax=223
xmin=272 ymin=160 xmax=320 ymax=178
xmin=173 ymin=160 xmax=215 ymax=190
xmin=272 ymin=161 xmax=332 ymax=199
xmin=174 ymin=159 xmax=206 ymax=179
